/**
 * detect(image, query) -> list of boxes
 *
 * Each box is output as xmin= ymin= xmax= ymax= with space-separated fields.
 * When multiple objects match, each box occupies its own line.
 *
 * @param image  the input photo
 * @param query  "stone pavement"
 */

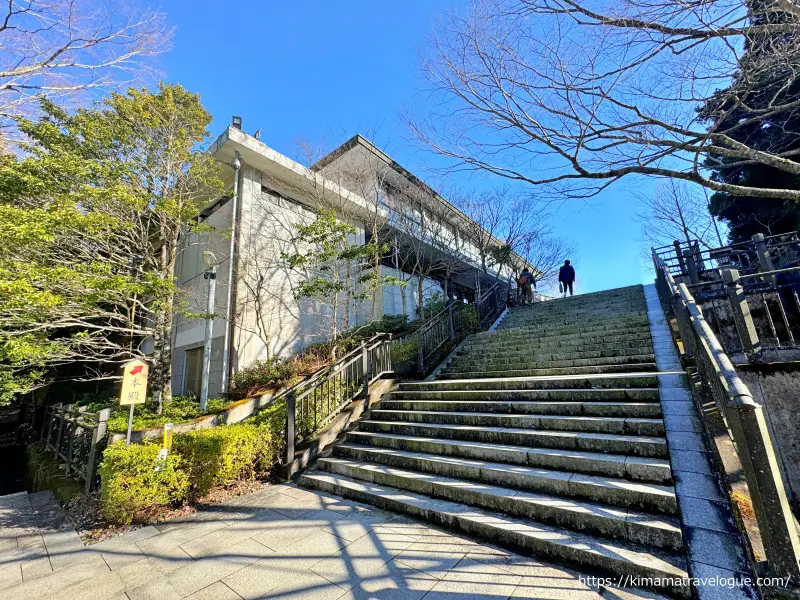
xmin=2 ymin=482 xmax=632 ymax=600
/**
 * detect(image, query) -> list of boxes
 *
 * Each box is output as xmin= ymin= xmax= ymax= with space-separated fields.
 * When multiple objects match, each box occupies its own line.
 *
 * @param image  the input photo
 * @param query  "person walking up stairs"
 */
xmin=300 ymin=285 xmax=695 ymax=598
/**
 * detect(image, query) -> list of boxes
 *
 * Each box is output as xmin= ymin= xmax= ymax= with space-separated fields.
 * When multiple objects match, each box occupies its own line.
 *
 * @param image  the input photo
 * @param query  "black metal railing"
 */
xmin=282 ymin=334 xmax=393 ymax=465
xmin=477 ymin=281 xmax=508 ymax=328
xmin=39 ymin=403 xmax=109 ymax=494
xmin=401 ymin=301 xmax=476 ymax=375
xmin=653 ymin=250 xmax=800 ymax=581
xmin=655 ymin=236 xmax=800 ymax=357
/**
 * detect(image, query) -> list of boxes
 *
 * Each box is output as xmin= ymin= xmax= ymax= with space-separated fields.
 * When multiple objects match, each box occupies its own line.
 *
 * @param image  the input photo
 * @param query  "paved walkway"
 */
xmin=3 ymin=483 xmax=613 ymax=600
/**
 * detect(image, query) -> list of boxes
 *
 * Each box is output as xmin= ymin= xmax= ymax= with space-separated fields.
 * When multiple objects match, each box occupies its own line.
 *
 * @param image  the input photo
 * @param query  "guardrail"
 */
xmin=282 ymin=334 xmax=393 ymax=465
xmin=477 ymin=281 xmax=508 ymax=328
xmin=40 ymin=403 xmax=110 ymax=494
xmin=653 ymin=250 xmax=800 ymax=581
xmin=655 ymin=236 xmax=800 ymax=357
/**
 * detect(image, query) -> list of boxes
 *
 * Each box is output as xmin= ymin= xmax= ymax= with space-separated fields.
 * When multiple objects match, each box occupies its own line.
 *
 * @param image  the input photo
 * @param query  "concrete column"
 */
xmin=752 ymin=233 xmax=776 ymax=286
xmin=722 ymin=268 xmax=761 ymax=354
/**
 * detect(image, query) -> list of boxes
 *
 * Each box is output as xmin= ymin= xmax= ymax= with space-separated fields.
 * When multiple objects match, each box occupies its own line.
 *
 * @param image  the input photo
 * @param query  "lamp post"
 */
xmin=200 ymin=251 xmax=217 ymax=411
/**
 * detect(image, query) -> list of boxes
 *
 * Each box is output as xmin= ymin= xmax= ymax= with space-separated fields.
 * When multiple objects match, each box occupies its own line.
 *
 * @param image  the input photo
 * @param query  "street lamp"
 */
xmin=199 ymin=251 xmax=217 ymax=411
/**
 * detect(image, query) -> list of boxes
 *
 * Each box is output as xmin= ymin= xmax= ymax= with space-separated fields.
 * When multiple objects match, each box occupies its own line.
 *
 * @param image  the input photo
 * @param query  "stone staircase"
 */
xmin=300 ymin=286 xmax=691 ymax=598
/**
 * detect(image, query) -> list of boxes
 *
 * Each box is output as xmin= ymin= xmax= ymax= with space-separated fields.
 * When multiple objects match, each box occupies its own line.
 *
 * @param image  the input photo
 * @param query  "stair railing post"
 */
xmin=54 ymin=404 xmax=68 ymax=458
xmin=285 ymin=393 xmax=296 ymax=465
xmin=85 ymin=408 xmax=109 ymax=494
xmin=417 ymin=330 xmax=424 ymax=374
xmin=674 ymin=240 xmax=687 ymax=276
xmin=752 ymin=233 xmax=777 ymax=286
xmin=722 ymin=268 xmax=761 ymax=354
xmin=683 ymin=248 xmax=700 ymax=284
xmin=362 ymin=344 xmax=370 ymax=398
xmin=726 ymin=402 xmax=800 ymax=581
xmin=448 ymin=304 xmax=455 ymax=341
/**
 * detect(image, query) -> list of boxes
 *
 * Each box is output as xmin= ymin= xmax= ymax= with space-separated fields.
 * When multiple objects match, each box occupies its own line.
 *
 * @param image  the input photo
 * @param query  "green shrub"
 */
xmin=173 ymin=424 xmax=276 ymax=498
xmin=462 ymin=305 xmax=480 ymax=333
xmin=98 ymin=441 xmax=189 ymax=525
xmin=391 ymin=339 xmax=419 ymax=367
xmin=229 ymin=357 xmax=296 ymax=400
xmin=420 ymin=291 xmax=446 ymax=318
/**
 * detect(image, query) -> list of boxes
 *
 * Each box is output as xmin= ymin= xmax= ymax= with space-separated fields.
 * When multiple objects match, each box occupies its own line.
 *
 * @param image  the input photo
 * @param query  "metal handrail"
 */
xmin=283 ymin=333 xmax=394 ymax=465
xmin=274 ymin=333 xmax=390 ymax=402
xmin=653 ymin=250 xmax=800 ymax=580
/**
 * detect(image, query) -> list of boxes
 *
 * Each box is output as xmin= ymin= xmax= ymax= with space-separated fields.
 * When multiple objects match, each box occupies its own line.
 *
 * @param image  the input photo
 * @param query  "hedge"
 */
xmin=99 ymin=419 xmax=282 ymax=524
xmin=173 ymin=424 xmax=277 ymax=499
xmin=98 ymin=442 xmax=190 ymax=525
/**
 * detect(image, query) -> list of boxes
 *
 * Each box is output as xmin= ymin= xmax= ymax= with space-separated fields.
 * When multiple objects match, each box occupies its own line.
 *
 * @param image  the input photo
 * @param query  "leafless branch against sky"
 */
xmin=410 ymin=0 xmax=800 ymax=201
xmin=0 ymin=0 xmax=172 ymax=150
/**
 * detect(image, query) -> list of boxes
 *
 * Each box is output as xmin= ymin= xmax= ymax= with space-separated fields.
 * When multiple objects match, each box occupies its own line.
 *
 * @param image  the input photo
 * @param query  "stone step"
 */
xmin=461 ymin=331 xmax=654 ymax=351
xmin=455 ymin=347 xmax=655 ymax=364
xmin=320 ymin=454 xmax=681 ymax=550
xmin=459 ymin=338 xmax=654 ymax=355
xmin=490 ymin=311 xmax=649 ymax=326
xmin=379 ymin=399 xmax=662 ymax=419
xmin=388 ymin=388 xmax=660 ymax=402
xmin=344 ymin=431 xmax=673 ymax=483
xmin=445 ymin=354 xmax=657 ymax=371
xmin=500 ymin=307 xmax=647 ymax=323
xmin=492 ymin=321 xmax=651 ymax=336
xmin=439 ymin=363 xmax=659 ymax=379
xmin=325 ymin=448 xmax=678 ymax=515
xmin=399 ymin=374 xmax=659 ymax=391
xmin=299 ymin=472 xmax=691 ymax=598
xmin=367 ymin=409 xmax=665 ymax=437
xmin=500 ymin=313 xmax=648 ymax=327
xmin=358 ymin=420 xmax=669 ymax=458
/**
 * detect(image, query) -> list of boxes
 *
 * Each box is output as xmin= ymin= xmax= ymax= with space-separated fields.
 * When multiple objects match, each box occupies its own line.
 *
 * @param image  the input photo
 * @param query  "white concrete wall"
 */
xmin=381 ymin=266 xmax=444 ymax=319
xmin=233 ymin=169 xmax=371 ymax=365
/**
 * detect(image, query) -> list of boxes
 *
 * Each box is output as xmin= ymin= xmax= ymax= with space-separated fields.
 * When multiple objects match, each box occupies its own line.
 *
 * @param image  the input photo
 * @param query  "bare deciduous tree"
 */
xmin=411 ymin=0 xmax=800 ymax=201
xmin=636 ymin=180 xmax=726 ymax=250
xmin=0 ymin=0 xmax=171 ymax=149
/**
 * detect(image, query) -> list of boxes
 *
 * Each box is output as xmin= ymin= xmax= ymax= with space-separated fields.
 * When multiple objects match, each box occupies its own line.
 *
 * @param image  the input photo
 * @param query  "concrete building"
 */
xmin=171 ymin=125 xmax=531 ymax=398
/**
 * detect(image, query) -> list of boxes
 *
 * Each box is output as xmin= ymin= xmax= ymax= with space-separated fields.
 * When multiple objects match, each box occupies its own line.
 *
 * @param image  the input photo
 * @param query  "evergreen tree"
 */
xmin=702 ymin=1 xmax=800 ymax=243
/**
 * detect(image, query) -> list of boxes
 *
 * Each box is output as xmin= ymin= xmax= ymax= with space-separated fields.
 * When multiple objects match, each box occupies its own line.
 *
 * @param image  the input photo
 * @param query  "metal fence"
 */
xmin=477 ymin=281 xmax=508 ymax=328
xmin=654 ymin=235 xmax=800 ymax=359
xmin=40 ymin=403 xmax=110 ymax=494
xmin=653 ymin=251 xmax=800 ymax=581
xmin=283 ymin=334 xmax=394 ymax=464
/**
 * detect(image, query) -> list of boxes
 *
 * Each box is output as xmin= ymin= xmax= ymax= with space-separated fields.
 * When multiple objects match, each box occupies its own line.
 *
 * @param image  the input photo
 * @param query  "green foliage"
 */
xmin=391 ymin=339 xmax=419 ymax=367
xmin=700 ymin=10 xmax=800 ymax=243
xmin=0 ymin=84 xmax=224 ymax=405
xmin=229 ymin=358 xmax=296 ymax=401
xmin=420 ymin=291 xmax=447 ymax=318
xmin=173 ymin=424 xmax=276 ymax=499
xmin=98 ymin=441 xmax=190 ymax=525
xmin=26 ymin=443 xmax=84 ymax=503
xmin=462 ymin=306 xmax=480 ymax=333
xmin=101 ymin=396 xmax=235 ymax=433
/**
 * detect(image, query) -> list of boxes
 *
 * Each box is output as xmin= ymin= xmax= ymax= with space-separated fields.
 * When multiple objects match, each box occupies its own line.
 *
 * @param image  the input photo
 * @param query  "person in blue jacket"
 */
xmin=559 ymin=260 xmax=576 ymax=297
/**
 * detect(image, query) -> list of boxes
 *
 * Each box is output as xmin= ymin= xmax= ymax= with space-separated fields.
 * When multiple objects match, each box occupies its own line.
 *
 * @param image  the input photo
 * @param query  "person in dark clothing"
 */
xmin=518 ymin=268 xmax=535 ymax=305
xmin=558 ymin=260 xmax=576 ymax=297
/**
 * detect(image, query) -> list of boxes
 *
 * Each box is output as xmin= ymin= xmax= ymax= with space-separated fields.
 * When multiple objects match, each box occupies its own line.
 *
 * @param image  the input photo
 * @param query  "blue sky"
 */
xmin=162 ymin=1 xmax=653 ymax=293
